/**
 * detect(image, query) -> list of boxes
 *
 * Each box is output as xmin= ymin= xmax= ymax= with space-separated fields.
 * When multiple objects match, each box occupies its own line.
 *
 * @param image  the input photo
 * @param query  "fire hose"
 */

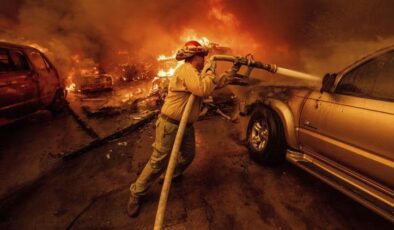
xmin=153 ymin=55 xmax=320 ymax=230
xmin=208 ymin=54 xmax=320 ymax=82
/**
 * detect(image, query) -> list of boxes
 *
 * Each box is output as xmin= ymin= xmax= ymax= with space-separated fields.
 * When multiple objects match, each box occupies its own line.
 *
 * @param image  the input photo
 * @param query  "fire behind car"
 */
xmin=240 ymin=46 xmax=394 ymax=222
xmin=0 ymin=42 xmax=66 ymax=126
xmin=74 ymin=74 xmax=113 ymax=93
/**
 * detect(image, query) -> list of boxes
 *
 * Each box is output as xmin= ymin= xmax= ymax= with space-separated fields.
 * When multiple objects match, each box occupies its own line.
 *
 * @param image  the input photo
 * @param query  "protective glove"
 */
xmin=231 ymin=57 xmax=242 ymax=73
xmin=213 ymin=69 xmax=238 ymax=89
xmin=202 ymin=59 xmax=216 ymax=74
xmin=205 ymin=58 xmax=241 ymax=88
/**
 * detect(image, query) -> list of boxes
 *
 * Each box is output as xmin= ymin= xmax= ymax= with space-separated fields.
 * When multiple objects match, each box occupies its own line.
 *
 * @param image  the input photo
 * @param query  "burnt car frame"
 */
xmin=0 ymin=42 xmax=66 ymax=126
xmin=239 ymin=46 xmax=394 ymax=221
xmin=74 ymin=74 xmax=113 ymax=93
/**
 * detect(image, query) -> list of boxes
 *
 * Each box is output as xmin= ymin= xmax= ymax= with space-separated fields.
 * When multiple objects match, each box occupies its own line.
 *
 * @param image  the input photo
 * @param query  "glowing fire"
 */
xmin=180 ymin=30 xmax=211 ymax=47
xmin=157 ymin=54 xmax=175 ymax=61
xmin=158 ymin=68 xmax=175 ymax=77
xmin=66 ymin=83 xmax=76 ymax=92
xmin=157 ymin=61 xmax=183 ymax=77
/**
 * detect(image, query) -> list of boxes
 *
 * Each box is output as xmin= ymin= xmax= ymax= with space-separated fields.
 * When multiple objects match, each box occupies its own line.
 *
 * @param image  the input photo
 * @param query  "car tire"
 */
xmin=247 ymin=106 xmax=286 ymax=164
xmin=49 ymin=89 xmax=67 ymax=115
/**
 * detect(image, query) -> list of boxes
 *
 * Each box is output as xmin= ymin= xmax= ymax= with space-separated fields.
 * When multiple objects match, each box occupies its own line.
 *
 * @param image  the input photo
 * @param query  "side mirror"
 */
xmin=321 ymin=73 xmax=337 ymax=93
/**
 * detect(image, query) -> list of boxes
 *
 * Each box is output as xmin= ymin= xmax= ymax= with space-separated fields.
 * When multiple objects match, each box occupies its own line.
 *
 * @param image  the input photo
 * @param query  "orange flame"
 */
xmin=157 ymin=54 xmax=175 ymax=61
xmin=66 ymin=83 xmax=76 ymax=92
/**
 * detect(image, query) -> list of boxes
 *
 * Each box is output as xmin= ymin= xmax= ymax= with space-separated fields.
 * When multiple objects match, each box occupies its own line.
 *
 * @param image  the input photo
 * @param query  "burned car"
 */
xmin=115 ymin=63 xmax=155 ymax=83
xmin=150 ymin=76 xmax=169 ymax=99
xmin=240 ymin=46 xmax=394 ymax=221
xmin=74 ymin=74 xmax=113 ymax=93
xmin=0 ymin=42 xmax=66 ymax=126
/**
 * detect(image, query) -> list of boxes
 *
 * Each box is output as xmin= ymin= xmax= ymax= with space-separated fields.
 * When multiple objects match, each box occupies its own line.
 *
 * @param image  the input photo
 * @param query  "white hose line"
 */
xmin=153 ymin=94 xmax=195 ymax=230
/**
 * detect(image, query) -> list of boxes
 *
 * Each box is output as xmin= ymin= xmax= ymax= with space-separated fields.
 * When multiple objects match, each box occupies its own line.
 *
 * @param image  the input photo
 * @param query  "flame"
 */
xmin=157 ymin=61 xmax=183 ymax=77
xmin=66 ymin=83 xmax=76 ymax=92
xmin=157 ymin=68 xmax=175 ymax=77
xmin=157 ymin=54 xmax=175 ymax=61
xmin=180 ymin=33 xmax=211 ymax=47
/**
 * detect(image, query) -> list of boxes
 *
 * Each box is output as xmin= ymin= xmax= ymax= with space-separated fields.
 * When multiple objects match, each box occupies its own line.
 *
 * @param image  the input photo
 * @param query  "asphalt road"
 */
xmin=0 ymin=116 xmax=392 ymax=229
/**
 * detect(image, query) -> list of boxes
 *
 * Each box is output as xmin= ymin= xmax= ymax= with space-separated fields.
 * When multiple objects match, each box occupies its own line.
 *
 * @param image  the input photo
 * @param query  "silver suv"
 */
xmin=240 ymin=46 xmax=394 ymax=222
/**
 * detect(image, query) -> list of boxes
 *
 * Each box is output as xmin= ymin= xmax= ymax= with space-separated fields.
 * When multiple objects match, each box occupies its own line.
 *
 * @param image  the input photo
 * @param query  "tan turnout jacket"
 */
xmin=161 ymin=62 xmax=217 ymax=123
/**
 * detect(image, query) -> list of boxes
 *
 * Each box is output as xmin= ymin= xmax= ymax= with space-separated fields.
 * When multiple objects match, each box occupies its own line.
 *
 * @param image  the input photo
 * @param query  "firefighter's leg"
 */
xmin=130 ymin=117 xmax=178 ymax=197
xmin=173 ymin=125 xmax=196 ymax=177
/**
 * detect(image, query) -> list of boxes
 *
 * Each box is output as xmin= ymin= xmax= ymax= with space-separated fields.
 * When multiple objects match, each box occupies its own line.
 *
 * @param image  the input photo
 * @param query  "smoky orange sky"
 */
xmin=1 ymin=0 xmax=394 ymax=76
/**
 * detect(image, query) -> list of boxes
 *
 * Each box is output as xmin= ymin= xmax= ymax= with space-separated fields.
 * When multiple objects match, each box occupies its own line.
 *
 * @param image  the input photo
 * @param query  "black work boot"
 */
xmin=127 ymin=193 xmax=141 ymax=218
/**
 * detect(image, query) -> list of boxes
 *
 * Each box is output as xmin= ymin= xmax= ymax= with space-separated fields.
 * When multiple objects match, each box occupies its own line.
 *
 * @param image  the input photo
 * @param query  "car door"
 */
xmin=26 ymin=49 xmax=59 ymax=106
xmin=299 ymin=50 xmax=394 ymax=190
xmin=0 ymin=48 xmax=39 ymax=121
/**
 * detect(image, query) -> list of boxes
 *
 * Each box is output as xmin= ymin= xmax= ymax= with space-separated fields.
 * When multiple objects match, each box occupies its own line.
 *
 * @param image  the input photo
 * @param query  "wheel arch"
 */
xmin=244 ymin=99 xmax=298 ymax=150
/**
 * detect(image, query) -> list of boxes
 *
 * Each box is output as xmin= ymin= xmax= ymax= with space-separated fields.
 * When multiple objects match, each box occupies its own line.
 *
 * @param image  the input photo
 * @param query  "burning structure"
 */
xmin=1 ymin=0 xmax=393 ymax=87
xmin=1 ymin=0 xmax=393 ymax=123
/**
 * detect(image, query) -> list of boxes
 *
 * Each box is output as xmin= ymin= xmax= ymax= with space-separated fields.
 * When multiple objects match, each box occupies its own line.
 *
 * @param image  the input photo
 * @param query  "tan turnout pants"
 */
xmin=130 ymin=116 xmax=195 ymax=197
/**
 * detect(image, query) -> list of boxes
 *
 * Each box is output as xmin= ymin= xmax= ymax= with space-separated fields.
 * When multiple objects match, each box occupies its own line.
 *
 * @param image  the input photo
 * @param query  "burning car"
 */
xmin=150 ymin=76 xmax=169 ymax=100
xmin=74 ymin=74 xmax=113 ymax=93
xmin=240 ymin=46 xmax=394 ymax=221
xmin=119 ymin=64 xmax=138 ymax=82
xmin=0 ymin=42 xmax=66 ymax=126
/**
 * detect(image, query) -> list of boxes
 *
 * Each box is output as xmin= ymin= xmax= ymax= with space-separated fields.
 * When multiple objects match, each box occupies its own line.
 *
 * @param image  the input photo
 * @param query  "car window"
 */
xmin=335 ymin=57 xmax=378 ymax=98
xmin=41 ymin=53 xmax=54 ymax=70
xmin=10 ymin=51 xmax=30 ymax=72
xmin=0 ymin=49 xmax=13 ymax=72
xmin=370 ymin=51 xmax=394 ymax=102
xmin=27 ymin=50 xmax=48 ymax=70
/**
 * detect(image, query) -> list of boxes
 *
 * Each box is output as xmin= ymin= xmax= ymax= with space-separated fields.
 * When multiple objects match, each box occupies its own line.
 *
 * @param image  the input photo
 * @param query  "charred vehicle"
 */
xmin=75 ymin=74 xmax=113 ymax=93
xmin=240 ymin=46 xmax=394 ymax=221
xmin=118 ymin=64 xmax=138 ymax=82
xmin=115 ymin=63 xmax=154 ymax=83
xmin=150 ymin=76 xmax=169 ymax=100
xmin=0 ymin=42 xmax=66 ymax=126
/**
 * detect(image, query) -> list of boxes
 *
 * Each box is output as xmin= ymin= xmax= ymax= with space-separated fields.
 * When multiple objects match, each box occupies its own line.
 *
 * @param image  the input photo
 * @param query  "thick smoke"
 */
xmin=0 ymin=0 xmax=393 ymax=77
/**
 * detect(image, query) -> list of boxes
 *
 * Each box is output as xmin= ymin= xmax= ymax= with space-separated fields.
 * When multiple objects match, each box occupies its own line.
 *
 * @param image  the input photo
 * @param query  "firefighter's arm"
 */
xmin=213 ymin=68 xmax=237 ymax=89
xmin=211 ymin=59 xmax=242 ymax=89
xmin=184 ymin=68 xmax=216 ymax=97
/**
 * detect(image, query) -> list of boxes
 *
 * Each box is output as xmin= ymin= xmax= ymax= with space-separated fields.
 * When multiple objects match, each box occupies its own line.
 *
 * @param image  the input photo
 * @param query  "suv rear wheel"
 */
xmin=247 ymin=106 xmax=286 ymax=164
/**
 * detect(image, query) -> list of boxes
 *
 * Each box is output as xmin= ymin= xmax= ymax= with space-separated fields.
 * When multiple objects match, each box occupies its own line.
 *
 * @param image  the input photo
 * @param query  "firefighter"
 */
xmin=127 ymin=40 xmax=240 ymax=217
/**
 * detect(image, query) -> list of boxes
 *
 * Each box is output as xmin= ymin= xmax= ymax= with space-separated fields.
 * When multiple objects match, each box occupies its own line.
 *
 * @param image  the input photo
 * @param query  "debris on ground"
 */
xmin=82 ymin=105 xmax=122 ymax=117
xmin=199 ymin=92 xmax=238 ymax=122
xmin=79 ymin=93 xmax=159 ymax=118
